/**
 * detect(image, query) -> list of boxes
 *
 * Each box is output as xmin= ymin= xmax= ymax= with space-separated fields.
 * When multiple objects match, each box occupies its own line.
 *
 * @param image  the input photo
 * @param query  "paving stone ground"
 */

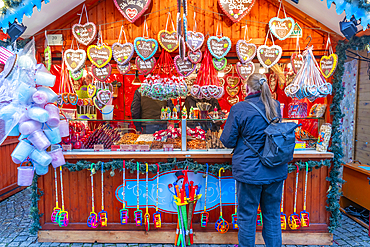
xmin=0 ymin=188 xmax=369 ymax=247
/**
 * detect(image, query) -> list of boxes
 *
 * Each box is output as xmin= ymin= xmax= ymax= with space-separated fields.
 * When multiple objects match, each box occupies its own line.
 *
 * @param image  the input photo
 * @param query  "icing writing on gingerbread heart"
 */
xmin=207 ymin=36 xmax=232 ymax=60
xmin=72 ymin=22 xmax=97 ymax=46
xmin=91 ymin=64 xmax=112 ymax=82
xmin=186 ymin=31 xmax=205 ymax=51
xmin=135 ymin=57 xmax=156 ymax=75
xmin=236 ymin=40 xmax=257 ymax=64
xmin=134 ymin=37 xmax=158 ymax=61
xmin=113 ymin=0 xmax=151 ymax=23
xmin=188 ymin=50 xmax=202 ymax=64
xmin=117 ymin=63 xmax=131 ymax=75
xmin=226 ymin=76 xmax=240 ymax=88
xmin=174 ymin=56 xmax=195 ymax=77
xmin=64 ymin=49 xmax=86 ymax=73
xmin=227 ymin=95 xmax=239 ymax=105
xmin=257 ymin=45 xmax=282 ymax=69
xmin=112 ymin=42 xmax=134 ymax=65
xmin=218 ymin=0 xmax=256 ymax=23
xmin=158 ymin=30 xmax=179 ymax=52
xmin=87 ymin=45 xmax=112 ymax=68
xmin=236 ymin=62 xmax=255 ymax=81
xmin=226 ymin=85 xmax=240 ymax=97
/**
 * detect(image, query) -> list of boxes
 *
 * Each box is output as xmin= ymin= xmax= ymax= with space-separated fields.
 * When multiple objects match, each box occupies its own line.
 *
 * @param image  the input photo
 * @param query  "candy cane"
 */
xmin=120 ymin=160 xmax=129 ymax=225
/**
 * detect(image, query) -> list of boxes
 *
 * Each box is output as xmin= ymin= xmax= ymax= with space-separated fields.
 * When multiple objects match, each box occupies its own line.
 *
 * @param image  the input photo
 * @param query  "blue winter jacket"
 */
xmin=220 ymin=93 xmax=288 ymax=185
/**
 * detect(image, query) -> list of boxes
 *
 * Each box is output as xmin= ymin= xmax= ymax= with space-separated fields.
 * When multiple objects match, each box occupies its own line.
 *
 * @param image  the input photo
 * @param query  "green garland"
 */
xmin=29 ymin=159 xmax=333 ymax=233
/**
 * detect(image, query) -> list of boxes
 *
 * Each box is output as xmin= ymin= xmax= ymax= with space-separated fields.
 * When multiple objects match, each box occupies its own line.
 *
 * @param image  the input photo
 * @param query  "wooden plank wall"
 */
xmin=0 ymin=137 xmax=24 ymax=201
xmin=33 ymin=0 xmax=340 ymax=61
xmin=38 ymin=158 xmax=330 ymax=232
xmin=355 ymin=51 xmax=370 ymax=164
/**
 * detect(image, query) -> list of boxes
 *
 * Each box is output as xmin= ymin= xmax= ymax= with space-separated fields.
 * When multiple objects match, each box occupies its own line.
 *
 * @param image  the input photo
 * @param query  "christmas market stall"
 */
xmin=0 ymin=0 xmax=348 ymax=245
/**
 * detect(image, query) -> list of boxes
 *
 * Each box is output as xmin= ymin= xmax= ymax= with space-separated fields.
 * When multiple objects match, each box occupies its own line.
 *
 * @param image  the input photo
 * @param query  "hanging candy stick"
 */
xmin=135 ymin=162 xmax=143 ymax=227
xmin=257 ymin=205 xmax=263 ymax=226
xmin=280 ymin=181 xmax=287 ymax=230
xmin=188 ymin=182 xmax=201 ymax=245
xmin=232 ymin=180 xmax=238 ymax=229
xmin=174 ymin=184 xmax=187 ymax=247
xmin=289 ymin=164 xmax=301 ymax=230
xmin=87 ymin=163 xmax=98 ymax=228
xmin=300 ymin=162 xmax=310 ymax=227
xmin=51 ymin=168 xmax=61 ymax=223
xmin=57 ymin=166 xmax=69 ymax=227
xmin=153 ymin=163 xmax=162 ymax=228
xmin=144 ymin=163 xmax=150 ymax=232
xmin=98 ymin=163 xmax=108 ymax=227
xmin=215 ymin=167 xmax=229 ymax=233
xmin=120 ymin=160 xmax=129 ymax=225
xmin=200 ymin=163 xmax=209 ymax=227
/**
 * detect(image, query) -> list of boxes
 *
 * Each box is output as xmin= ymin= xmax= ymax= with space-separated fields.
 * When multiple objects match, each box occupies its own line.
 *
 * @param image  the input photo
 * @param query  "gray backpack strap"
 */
xmin=246 ymin=101 xmax=269 ymax=124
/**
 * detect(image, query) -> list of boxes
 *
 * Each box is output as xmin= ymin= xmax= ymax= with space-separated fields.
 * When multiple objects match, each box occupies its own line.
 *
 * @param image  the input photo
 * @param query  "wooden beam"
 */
xmin=38 ymin=230 xmax=333 ymax=245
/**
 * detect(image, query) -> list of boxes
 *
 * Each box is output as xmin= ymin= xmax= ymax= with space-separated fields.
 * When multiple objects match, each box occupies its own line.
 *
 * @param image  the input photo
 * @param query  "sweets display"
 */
xmin=205 ymin=130 xmax=226 ymax=149
xmin=316 ymin=123 xmax=332 ymax=152
xmin=116 ymin=133 xmax=139 ymax=144
xmin=82 ymin=123 xmax=121 ymax=149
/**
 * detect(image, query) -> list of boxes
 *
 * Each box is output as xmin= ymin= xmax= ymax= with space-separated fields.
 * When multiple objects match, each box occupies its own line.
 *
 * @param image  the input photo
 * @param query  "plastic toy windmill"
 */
xmin=232 ymin=180 xmax=238 ymax=230
xmin=144 ymin=162 xmax=150 ymax=232
xmin=87 ymin=163 xmax=98 ymax=228
xmin=153 ymin=163 xmax=162 ymax=228
xmin=57 ymin=166 xmax=69 ymax=227
xmin=289 ymin=164 xmax=301 ymax=230
xmin=300 ymin=162 xmax=310 ymax=227
xmin=51 ymin=168 xmax=61 ymax=223
xmin=134 ymin=162 xmax=143 ymax=227
xmin=200 ymin=163 xmax=209 ymax=227
xmin=120 ymin=160 xmax=129 ymax=225
xmin=98 ymin=163 xmax=108 ymax=227
xmin=257 ymin=205 xmax=263 ymax=226
xmin=215 ymin=167 xmax=229 ymax=234
xmin=280 ymin=181 xmax=287 ymax=230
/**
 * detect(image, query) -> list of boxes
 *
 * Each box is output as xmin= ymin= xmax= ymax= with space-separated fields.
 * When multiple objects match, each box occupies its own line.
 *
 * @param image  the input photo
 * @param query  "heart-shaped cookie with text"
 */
xmin=207 ymin=36 xmax=232 ymax=59
xmin=57 ymin=95 xmax=63 ymax=106
xmin=269 ymin=17 xmax=295 ymax=41
xmin=87 ymin=84 xmax=97 ymax=98
xmin=226 ymin=76 xmax=240 ymax=88
xmin=320 ymin=53 xmax=338 ymax=79
xmin=44 ymin=46 xmax=51 ymax=71
xmin=236 ymin=40 xmax=257 ymax=64
xmin=226 ymin=85 xmax=240 ymax=97
xmin=257 ymin=45 xmax=282 ymax=69
xmin=69 ymin=68 xmax=84 ymax=81
xmin=68 ymin=93 xmax=78 ymax=105
xmin=96 ymin=89 xmax=112 ymax=106
xmin=236 ymin=62 xmax=255 ymax=80
xmin=135 ymin=57 xmax=156 ymax=75
xmin=117 ymin=63 xmax=131 ymax=75
xmin=62 ymin=93 xmax=69 ymax=104
xmin=91 ymin=63 xmax=112 ymax=82
xmin=64 ymin=49 xmax=86 ymax=73
xmin=213 ymin=58 xmax=227 ymax=71
xmin=87 ymin=45 xmax=112 ymax=68
xmin=188 ymin=50 xmax=202 ymax=64
xmin=174 ymin=56 xmax=196 ymax=77
xmin=93 ymin=96 xmax=105 ymax=110
xmin=291 ymin=53 xmax=304 ymax=74
xmin=227 ymin=95 xmax=239 ymax=105
xmin=186 ymin=31 xmax=205 ymax=51
xmin=112 ymin=42 xmax=134 ymax=65
xmin=218 ymin=0 xmax=256 ymax=23
xmin=72 ymin=22 xmax=97 ymax=46
xmin=158 ymin=30 xmax=179 ymax=52
xmin=113 ymin=0 xmax=152 ymax=23
xmin=134 ymin=37 xmax=158 ymax=61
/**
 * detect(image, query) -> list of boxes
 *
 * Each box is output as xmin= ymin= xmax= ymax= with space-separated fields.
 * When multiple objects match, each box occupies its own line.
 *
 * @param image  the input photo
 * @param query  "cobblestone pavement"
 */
xmin=0 ymin=188 xmax=369 ymax=247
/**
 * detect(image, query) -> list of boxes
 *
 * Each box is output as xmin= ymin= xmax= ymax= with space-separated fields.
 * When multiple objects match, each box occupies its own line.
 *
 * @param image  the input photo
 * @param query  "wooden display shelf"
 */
xmin=63 ymin=150 xmax=334 ymax=160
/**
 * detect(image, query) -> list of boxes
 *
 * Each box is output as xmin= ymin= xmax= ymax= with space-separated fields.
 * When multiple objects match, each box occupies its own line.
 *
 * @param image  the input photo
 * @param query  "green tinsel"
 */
xmin=29 ymin=159 xmax=334 ymax=233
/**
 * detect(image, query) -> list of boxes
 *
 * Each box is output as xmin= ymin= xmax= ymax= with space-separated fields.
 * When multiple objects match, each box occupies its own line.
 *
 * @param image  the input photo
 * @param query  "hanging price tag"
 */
xmin=120 ymin=144 xmax=133 ymax=151
xmin=94 ymin=144 xmax=104 ymax=151
xmin=62 ymin=144 xmax=72 ymax=151
xmin=163 ymin=144 xmax=174 ymax=151
xmin=138 ymin=145 xmax=150 ymax=152
xmin=111 ymin=145 xmax=121 ymax=151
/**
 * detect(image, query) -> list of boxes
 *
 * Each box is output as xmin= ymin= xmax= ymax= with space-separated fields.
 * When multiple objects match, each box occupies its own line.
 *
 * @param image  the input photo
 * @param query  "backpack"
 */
xmin=241 ymin=101 xmax=300 ymax=168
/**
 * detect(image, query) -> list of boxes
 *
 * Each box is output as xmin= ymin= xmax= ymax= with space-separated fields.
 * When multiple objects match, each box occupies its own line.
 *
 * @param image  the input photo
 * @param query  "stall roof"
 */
xmin=15 ymin=0 xmax=345 ymax=38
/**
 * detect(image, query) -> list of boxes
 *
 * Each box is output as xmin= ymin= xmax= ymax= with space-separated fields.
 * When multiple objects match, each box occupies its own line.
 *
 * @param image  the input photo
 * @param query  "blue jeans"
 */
xmin=237 ymin=180 xmax=284 ymax=247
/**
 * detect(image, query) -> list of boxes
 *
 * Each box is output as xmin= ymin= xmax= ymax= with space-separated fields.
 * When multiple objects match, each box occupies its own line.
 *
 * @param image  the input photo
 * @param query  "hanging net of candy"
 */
xmin=191 ymin=48 xmax=224 ymax=100
xmin=284 ymin=46 xmax=332 ymax=102
xmin=138 ymin=49 xmax=187 ymax=100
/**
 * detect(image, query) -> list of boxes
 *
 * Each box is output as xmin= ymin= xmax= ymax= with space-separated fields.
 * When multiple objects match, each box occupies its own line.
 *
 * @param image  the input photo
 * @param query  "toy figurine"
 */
xmin=182 ymin=106 xmax=187 ymax=119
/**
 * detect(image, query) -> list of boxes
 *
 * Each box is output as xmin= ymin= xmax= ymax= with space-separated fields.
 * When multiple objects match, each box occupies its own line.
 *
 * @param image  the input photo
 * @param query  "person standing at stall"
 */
xmin=220 ymin=73 xmax=286 ymax=247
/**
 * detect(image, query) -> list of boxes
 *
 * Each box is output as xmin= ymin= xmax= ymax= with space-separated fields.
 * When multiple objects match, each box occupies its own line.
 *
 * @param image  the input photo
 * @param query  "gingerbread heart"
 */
xmin=227 ymin=95 xmax=239 ymax=105
xmin=200 ymin=85 xmax=210 ymax=99
xmin=257 ymin=45 xmax=282 ymax=69
xmin=213 ymin=58 xmax=227 ymax=71
xmin=158 ymin=30 xmax=179 ymax=52
xmin=188 ymin=50 xmax=202 ymax=64
xmin=64 ymin=49 xmax=86 ymax=73
xmin=226 ymin=85 xmax=239 ymax=97
xmin=72 ymin=22 xmax=97 ymax=46
xmin=215 ymin=86 xmax=225 ymax=99
xmin=87 ymin=84 xmax=97 ymax=98
xmin=135 ymin=57 xmax=156 ymax=75
xmin=174 ymin=56 xmax=195 ymax=77
xmin=87 ymin=45 xmax=112 ymax=68
xmin=186 ymin=31 xmax=205 ymax=51
xmin=320 ymin=53 xmax=338 ymax=79
xmin=269 ymin=17 xmax=295 ymax=41
xmin=218 ymin=0 xmax=256 ymax=23
xmin=93 ymin=96 xmax=105 ymax=110
xmin=68 ymin=93 xmax=78 ymax=105
xmin=207 ymin=36 xmax=232 ymax=59
xmin=112 ymin=42 xmax=134 ymax=65
xmin=57 ymin=94 xmax=63 ymax=106
xmin=226 ymin=76 xmax=240 ymax=88
xmin=91 ymin=63 xmax=112 ymax=82
xmin=113 ymin=0 xmax=151 ymax=23
xmin=291 ymin=53 xmax=304 ymax=74
xmin=117 ymin=63 xmax=131 ymax=75
xmin=62 ymin=93 xmax=69 ymax=104
xmin=236 ymin=40 xmax=257 ymax=64
xmin=134 ymin=37 xmax=158 ymax=61
xmin=69 ymin=68 xmax=84 ymax=81
xmin=96 ymin=89 xmax=112 ymax=105
xmin=207 ymin=85 xmax=219 ymax=97
xmin=190 ymin=85 xmax=200 ymax=97
xmin=44 ymin=46 xmax=51 ymax=71
xmin=236 ymin=62 xmax=255 ymax=81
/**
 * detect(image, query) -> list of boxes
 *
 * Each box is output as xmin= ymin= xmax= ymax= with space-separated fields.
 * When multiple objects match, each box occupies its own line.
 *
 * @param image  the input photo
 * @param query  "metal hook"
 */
xmin=305 ymin=35 xmax=312 ymax=47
